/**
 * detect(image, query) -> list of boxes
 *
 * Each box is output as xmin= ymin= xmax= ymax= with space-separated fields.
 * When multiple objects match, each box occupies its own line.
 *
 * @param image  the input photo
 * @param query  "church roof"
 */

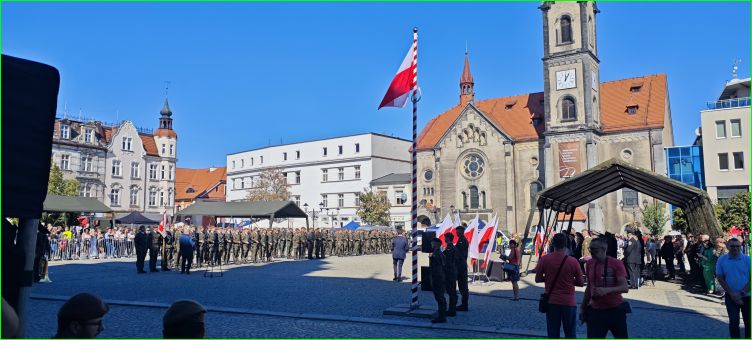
xmin=416 ymin=74 xmax=668 ymax=150
xmin=461 ymin=52 xmax=473 ymax=84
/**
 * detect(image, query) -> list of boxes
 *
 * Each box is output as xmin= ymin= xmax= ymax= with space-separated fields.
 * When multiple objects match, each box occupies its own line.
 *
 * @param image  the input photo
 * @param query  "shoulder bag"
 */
xmin=538 ymin=255 xmax=568 ymax=313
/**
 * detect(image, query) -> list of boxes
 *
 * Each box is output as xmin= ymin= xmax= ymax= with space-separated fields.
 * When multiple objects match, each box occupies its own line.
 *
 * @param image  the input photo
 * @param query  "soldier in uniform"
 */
xmin=285 ymin=228 xmax=293 ymax=259
xmin=297 ymin=229 xmax=307 ymax=260
xmin=147 ymin=227 xmax=162 ymax=272
xmin=203 ymin=226 xmax=211 ymax=266
xmin=195 ymin=226 xmax=204 ymax=267
xmin=162 ymin=228 xmax=173 ymax=271
xmin=429 ymin=237 xmax=447 ymax=323
xmin=241 ymin=228 xmax=250 ymax=264
xmin=172 ymin=226 xmax=181 ymax=270
xmin=232 ymin=229 xmax=241 ymax=264
xmin=251 ymin=227 xmax=260 ymax=263
xmin=443 ymin=233 xmax=458 ymax=317
xmin=306 ymin=228 xmax=315 ymax=259
xmin=260 ymin=229 xmax=268 ymax=262
xmin=454 ymin=225 xmax=470 ymax=311
xmin=134 ymin=225 xmax=148 ymax=273
xmin=211 ymin=227 xmax=220 ymax=266
xmin=314 ymin=228 xmax=324 ymax=259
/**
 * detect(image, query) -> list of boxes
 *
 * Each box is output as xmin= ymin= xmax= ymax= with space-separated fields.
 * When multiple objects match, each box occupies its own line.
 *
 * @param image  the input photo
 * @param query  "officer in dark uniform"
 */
xmin=443 ymin=233 xmax=458 ymax=316
xmin=211 ymin=227 xmax=220 ymax=266
xmin=147 ymin=227 xmax=162 ymax=272
xmin=454 ymin=225 xmax=470 ymax=311
xmin=429 ymin=237 xmax=447 ymax=323
xmin=134 ymin=226 xmax=148 ymax=273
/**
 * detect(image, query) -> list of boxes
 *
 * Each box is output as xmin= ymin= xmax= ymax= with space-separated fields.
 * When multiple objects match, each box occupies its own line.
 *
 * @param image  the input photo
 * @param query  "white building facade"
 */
xmin=226 ymin=133 xmax=411 ymax=227
xmin=369 ymin=173 xmax=412 ymax=229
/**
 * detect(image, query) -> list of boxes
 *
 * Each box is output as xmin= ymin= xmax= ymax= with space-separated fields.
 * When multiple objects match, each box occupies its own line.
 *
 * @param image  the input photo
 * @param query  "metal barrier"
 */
xmin=47 ymin=237 xmax=135 ymax=261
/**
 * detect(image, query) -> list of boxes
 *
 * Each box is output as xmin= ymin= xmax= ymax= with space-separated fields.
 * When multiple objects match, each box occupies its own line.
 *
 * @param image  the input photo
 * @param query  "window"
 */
xmin=338 ymin=194 xmax=344 ymax=208
xmin=296 ymin=151 xmax=300 ymax=159
xmin=562 ymin=97 xmax=576 ymax=121
xmin=131 ymin=162 xmax=140 ymax=178
xmin=396 ymin=190 xmax=406 ymax=205
xmin=161 ymin=165 xmax=166 ymax=179
xmin=81 ymin=156 xmax=93 ymax=172
xmin=122 ymin=137 xmax=132 ymax=151
xmin=322 ymin=169 xmax=328 ymax=182
xmin=80 ymin=184 xmax=91 ymax=198
xmin=112 ymin=160 xmax=121 ymax=177
xmin=60 ymin=154 xmax=70 ymax=170
xmin=160 ymin=191 xmax=165 ymax=206
xmin=282 ymin=172 xmax=288 ymax=184
xmin=283 ymin=152 xmax=288 ymax=161
xmin=462 ymin=192 xmax=467 ymax=209
xmin=731 ymin=119 xmax=742 ymax=137
xmin=110 ymin=188 xmax=120 ymax=206
xmin=560 ymin=16 xmax=572 ymax=43
xmin=469 ymin=186 xmax=479 ymax=209
xmin=149 ymin=189 xmax=157 ymax=206
xmin=424 ymin=169 xmax=433 ymax=181
xmin=338 ymin=167 xmax=344 ymax=181
xmin=161 ymin=143 xmax=166 ymax=154
xmin=733 ymin=152 xmax=744 ymax=170
xmin=240 ymin=159 xmax=244 ymax=168
xmin=462 ymin=153 xmax=485 ymax=178
xmin=323 ymin=147 xmax=328 ymax=156
xmin=530 ymin=182 xmax=542 ymax=207
xmin=322 ymin=194 xmax=328 ymax=208
xmin=242 ymin=177 xmax=250 ymax=189
xmin=232 ymin=160 xmax=236 ymax=169
xmin=718 ymin=186 xmax=750 ymax=203
xmin=84 ymin=128 xmax=93 ymax=143
xmin=293 ymin=195 xmax=301 ymax=206
xmin=719 ymin=153 xmax=729 ymax=171
xmin=622 ymin=188 xmax=638 ymax=207
xmin=295 ymin=171 xmax=301 ymax=184
xmin=130 ymin=189 xmax=138 ymax=206
xmin=169 ymin=144 xmax=174 ymax=156
xmin=716 ymin=120 xmax=726 ymax=138
xmin=338 ymin=145 xmax=343 ymax=155
xmin=251 ymin=157 xmax=254 ymax=166
xmin=355 ymin=166 xmax=361 ymax=179
xmin=354 ymin=194 xmax=361 ymax=206
xmin=167 ymin=190 xmax=173 ymax=207
xmin=169 ymin=165 xmax=173 ymax=180
xmin=233 ymin=178 xmax=240 ymax=190
xmin=626 ymin=105 xmax=638 ymax=115
xmin=630 ymin=86 xmax=642 ymax=93
xmin=355 ymin=143 xmax=360 ymax=153
xmin=260 ymin=156 xmax=264 ymax=164
xmin=60 ymin=125 xmax=70 ymax=139
xmin=149 ymin=164 xmax=158 ymax=180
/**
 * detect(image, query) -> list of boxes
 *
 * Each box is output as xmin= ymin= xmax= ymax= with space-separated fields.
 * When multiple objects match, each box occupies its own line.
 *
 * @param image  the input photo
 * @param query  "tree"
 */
xmin=642 ymin=202 xmax=668 ymax=236
xmin=45 ymin=164 xmax=81 ymax=225
xmin=245 ymin=167 xmax=291 ymax=202
xmin=714 ymin=192 xmax=750 ymax=232
xmin=356 ymin=189 xmax=391 ymax=226
xmin=671 ymin=207 xmax=688 ymax=234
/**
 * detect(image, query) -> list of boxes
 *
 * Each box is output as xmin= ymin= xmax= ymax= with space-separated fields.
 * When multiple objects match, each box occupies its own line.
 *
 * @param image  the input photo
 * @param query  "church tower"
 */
xmin=541 ymin=1 xmax=603 ymax=229
xmin=459 ymin=52 xmax=475 ymax=106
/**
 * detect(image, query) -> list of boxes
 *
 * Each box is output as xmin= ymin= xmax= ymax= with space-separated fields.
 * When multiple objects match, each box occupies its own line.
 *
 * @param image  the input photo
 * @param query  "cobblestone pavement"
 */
xmin=31 ymin=253 xmax=730 ymax=338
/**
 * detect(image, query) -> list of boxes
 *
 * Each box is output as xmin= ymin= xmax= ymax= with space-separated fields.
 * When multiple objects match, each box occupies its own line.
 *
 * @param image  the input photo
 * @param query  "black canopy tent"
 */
xmin=176 ymin=201 xmax=309 ymax=229
xmin=116 ymin=211 xmax=160 ymax=225
xmin=520 ymin=158 xmax=722 ymax=273
xmin=1 ymin=54 xmax=60 ymax=336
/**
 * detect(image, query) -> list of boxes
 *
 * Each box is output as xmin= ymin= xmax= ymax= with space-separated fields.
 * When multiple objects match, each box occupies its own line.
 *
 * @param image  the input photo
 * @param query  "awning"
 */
xmin=534 ymin=158 xmax=721 ymax=237
xmin=42 ymin=194 xmax=113 ymax=213
xmin=176 ymin=201 xmax=308 ymax=218
xmin=116 ymin=211 xmax=160 ymax=225
xmin=342 ymin=220 xmax=360 ymax=231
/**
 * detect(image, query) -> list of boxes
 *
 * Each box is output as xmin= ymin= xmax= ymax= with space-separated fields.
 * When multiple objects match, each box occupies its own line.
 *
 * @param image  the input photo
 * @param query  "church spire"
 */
xmin=460 ymin=51 xmax=475 ymax=106
xmin=158 ymin=97 xmax=173 ymax=130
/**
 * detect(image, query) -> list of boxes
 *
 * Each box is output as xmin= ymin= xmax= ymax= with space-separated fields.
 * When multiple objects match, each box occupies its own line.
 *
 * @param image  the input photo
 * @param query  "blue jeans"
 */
xmin=546 ymin=304 xmax=577 ymax=338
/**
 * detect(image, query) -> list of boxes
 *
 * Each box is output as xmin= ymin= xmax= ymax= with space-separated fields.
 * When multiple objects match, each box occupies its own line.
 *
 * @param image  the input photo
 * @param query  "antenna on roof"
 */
xmin=164 ymin=80 xmax=171 ymax=98
xmin=63 ymin=101 xmax=69 ymax=119
xmin=731 ymin=58 xmax=741 ymax=79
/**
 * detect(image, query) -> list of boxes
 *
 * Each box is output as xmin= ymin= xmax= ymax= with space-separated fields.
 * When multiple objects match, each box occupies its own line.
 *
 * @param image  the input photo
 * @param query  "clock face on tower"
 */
xmin=556 ymin=69 xmax=576 ymax=90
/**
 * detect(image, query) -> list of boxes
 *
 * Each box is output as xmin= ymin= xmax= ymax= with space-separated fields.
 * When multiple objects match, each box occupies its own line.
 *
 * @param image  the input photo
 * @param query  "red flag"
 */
xmin=158 ymin=211 xmax=167 ymax=236
xmin=378 ymin=31 xmax=417 ymax=109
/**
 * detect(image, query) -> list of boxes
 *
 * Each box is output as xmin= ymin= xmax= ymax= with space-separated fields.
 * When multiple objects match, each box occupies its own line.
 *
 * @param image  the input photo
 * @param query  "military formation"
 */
xmin=153 ymin=226 xmax=399 ymax=269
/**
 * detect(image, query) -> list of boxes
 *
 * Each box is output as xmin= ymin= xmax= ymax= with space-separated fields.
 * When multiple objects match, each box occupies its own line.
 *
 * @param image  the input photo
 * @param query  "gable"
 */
xmin=434 ymin=104 xmax=514 ymax=149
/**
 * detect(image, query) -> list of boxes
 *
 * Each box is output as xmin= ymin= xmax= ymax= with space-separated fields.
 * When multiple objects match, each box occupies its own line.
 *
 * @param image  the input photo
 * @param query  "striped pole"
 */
xmin=409 ymin=27 xmax=419 ymax=309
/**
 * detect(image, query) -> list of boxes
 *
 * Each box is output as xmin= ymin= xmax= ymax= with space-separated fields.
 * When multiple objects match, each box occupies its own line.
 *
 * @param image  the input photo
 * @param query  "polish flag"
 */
xmin=481 ymin=214 xmax=499 ymax=270
xmin=436 ymin=213 xmax=454 ymax=246
xmin=158 ymin=210 xmax=168 ymax=236
xmin=470 ymin=215 xmax=494 ymax=267
xmin=378 ymin=31 xmax=418 ymax=109
xmin=464 ymin=214 xmax=479 ymax=245
xmin=534 ymin=225 xmax=545 ymax=256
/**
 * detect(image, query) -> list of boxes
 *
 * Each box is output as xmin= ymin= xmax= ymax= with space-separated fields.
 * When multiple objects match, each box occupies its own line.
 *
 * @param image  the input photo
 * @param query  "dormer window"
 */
xmin=84 ymin=128 xmax=93 ymax=143
xmin=630 ymin=86 xmax=642 ymax=93
xmin=61 ymin=125 xmax=70 ymax=139
xmin=560 ymin=16 xmax=573 ymax=44
xmin=122 ymin=137 xmax=133 ymax=151
xmin=186 ymin=187 xmax=196 ymax=194
xmin=626 ymin=105 xmax=639 ymax=115
xmin=505 ymin=104 xmax=514 ymax=110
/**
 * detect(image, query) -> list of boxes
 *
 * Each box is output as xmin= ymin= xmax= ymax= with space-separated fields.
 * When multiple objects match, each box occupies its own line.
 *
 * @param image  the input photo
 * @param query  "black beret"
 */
xmin=58 ymin=293 xmax=109 ymax=322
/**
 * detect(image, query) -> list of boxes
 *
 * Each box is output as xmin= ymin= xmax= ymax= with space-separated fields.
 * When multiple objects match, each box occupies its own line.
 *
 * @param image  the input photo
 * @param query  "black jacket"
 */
xmin=443 ymin=244 xmax=458 ymax=277
xmin=135 ymin=231 xmax=148 ymax=251
xmin=429 ymin=248 xmax=446 ymax=283
xmin=624 ymin=238 xmax=642 ymax=264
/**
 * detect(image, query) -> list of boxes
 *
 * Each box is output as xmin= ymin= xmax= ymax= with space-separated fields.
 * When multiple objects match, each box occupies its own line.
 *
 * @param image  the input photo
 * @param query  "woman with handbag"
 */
xmin=501 ymin=239 xmax=522 ymax=301
xmin=580 ymin=237 xmax=630 ymax=338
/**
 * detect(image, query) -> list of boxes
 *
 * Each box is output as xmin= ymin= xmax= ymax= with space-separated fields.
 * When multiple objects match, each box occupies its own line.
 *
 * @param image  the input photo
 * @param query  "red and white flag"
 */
xmin=470 ymin=214 xmax=494 ymax=267
xmin=158 ymin=210 xmax=168 ymax=236
xmin=378 ymin=31 xmax=418 ymax=109
xmin=436 ymin=213 xmax=454 ymax=246
xmin=481 ymin=214 xmax=498 ymax=270
xmin=464 ymin=214 xmax=480 ymax=246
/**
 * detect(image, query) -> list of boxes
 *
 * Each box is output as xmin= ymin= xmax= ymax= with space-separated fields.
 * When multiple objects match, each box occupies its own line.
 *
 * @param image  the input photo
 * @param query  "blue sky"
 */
xmin=2 ymin=2 xmax=749 ymax=168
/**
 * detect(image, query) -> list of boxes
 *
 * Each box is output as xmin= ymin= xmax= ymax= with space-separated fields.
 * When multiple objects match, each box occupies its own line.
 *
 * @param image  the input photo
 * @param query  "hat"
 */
xmin=57 ymin=293 xmax=109 ymax=322
xmin=163 ymin=300 xmax=206 ymax=327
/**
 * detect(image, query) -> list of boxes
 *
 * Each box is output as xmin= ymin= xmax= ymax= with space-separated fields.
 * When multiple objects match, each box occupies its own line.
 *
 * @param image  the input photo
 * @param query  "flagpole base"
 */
xmin=383 ymin=303 xmax=436 ymax=319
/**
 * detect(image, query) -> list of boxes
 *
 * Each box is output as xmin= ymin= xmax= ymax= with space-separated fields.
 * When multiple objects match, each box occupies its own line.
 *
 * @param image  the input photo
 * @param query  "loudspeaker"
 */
xmin=421 ymin=231 xmax=435 ymax=253
xmin=487 ymin=261 xmax=505 ymax=282
xmin=420 ymin=266 xmax=432 ymax=291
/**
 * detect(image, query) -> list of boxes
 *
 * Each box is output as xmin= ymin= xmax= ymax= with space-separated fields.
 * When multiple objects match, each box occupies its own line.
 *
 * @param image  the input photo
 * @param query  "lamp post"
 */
xmin=325 ymin=207 xmax=340 ymax=229
xmin=619 ymin=200 xmax=626 ymax=224
xmin=303 ymin=203 xmax=324 ymax=229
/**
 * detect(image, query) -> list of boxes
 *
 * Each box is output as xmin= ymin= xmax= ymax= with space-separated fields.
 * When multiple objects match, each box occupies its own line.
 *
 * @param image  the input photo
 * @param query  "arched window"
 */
xmin=561 ymin=16 xmax=572 ymax=43
xmin=470 ymin=186 xmax=479 ymax=209
xmin=530 ymin=182 xmax=542 ymax=207
xmin=562 ymin=97 xmax=577 ymax=121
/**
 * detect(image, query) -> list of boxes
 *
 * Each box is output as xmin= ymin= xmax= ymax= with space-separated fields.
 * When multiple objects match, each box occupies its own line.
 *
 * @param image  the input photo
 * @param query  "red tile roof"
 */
xmin=175 ymin=167 xmax=227 ymax=201
xmin=416 ymin=74 xmax=668 ymax=150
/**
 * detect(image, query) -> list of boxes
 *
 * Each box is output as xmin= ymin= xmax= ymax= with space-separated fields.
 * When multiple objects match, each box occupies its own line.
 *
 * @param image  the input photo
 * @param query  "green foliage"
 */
xmin=671 ymin=207 xmax=688 ymax=233
xmin=44 ymin=164 xmax=81 ymax=225
xmin=356 ymin=189 xmax=391 ymax=226
xmin=714 ymin=192 xmax=750 ymax=232
xmin=642 ymin=202 xmax=668 ymax=236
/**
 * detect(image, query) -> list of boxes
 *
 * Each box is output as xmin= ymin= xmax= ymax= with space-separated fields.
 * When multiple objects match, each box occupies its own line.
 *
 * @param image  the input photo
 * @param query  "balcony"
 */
xmin=706 ymin=97 xmax=750 ymax=110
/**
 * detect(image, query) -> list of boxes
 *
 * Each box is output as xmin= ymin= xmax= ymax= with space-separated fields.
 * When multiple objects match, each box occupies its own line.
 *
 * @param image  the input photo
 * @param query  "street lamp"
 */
xmin=619 ymin=200 xmax=626 ymax=223
xmin=325 ymin=207 xmax=340 ymax=229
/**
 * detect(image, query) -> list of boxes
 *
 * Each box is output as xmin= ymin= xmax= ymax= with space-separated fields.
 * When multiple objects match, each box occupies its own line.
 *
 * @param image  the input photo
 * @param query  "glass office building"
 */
xmin=665 ymin=145 xmax=705 ymax=222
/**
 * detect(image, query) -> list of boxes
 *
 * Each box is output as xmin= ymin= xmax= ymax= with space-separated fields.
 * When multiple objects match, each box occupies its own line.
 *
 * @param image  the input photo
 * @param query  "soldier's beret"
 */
xmin=57 ymin=293 xmax=109 ymax=322
xmin=163 ymin=300 xmax=206 ymax=327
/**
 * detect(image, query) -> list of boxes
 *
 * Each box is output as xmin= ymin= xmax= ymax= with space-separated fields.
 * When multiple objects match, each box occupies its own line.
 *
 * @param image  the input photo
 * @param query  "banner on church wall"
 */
xmin=558 ymin=141 xmax=581 ymax=178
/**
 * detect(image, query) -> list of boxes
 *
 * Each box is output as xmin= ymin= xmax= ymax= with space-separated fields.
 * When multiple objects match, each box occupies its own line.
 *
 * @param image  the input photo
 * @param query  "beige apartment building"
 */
xmin=700 ymin=77 xmax=750 ymax=202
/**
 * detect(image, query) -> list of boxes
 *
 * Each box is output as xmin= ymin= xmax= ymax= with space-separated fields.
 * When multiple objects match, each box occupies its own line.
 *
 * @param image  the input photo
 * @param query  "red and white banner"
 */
xmin=158 ymin=210 xmax=168 ymax=236
xmin=464 ymin=214 xmax=479 ymax=246
xmin=378 ymin=33 xmax=418 ymax=109
xmin=436 ymin=213 xmax=454 ymax=246
xmin=481 ymin=214 xmax=498 ymax=270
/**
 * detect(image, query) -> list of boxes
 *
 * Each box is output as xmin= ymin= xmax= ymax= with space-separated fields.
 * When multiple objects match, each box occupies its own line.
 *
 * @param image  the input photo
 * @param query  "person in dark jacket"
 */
xmin=179 ymin=227 xmax=195 ymax=274
xmin=147 ymin=227 xmax=162 ymax=272
xmin=660 ymin=235 xmax=676 ymax=280
xmin=454 ymin=225 xmax=470 ymax=311
xmin=34 ymin=223 xmax=52 ymax=282
xmin=443 ymin=233 xmax=458 ymax=316
xmin=429 ymin=237 xmax=447 ymax=324
xmin=134 ymin=226 xmax=148 ymax=274
xmin=624 ymin=228 xmax=642 ymax=289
